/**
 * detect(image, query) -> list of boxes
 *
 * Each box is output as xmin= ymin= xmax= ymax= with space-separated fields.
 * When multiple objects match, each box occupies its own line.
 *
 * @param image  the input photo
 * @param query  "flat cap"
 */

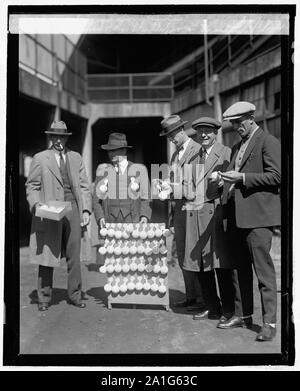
xmin=223 ymin=101 xmax=256 ymax=120
xmin=192 ymin=116 xmax=221 ymax=130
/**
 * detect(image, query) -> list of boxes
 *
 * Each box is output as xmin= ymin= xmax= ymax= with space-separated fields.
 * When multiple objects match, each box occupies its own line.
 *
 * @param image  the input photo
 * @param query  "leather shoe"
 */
xmin=256 ymin=324 xmax=276 ymax=341
xmin=173 ymin=299 xmax=195 ymax=308
xmin=193 ymin=310 xmax=221 ymax=320
xmin=38 ymin=303 xmax=49 ymax=312
xmin=69 ymin=301 xmax=86 ymax=308
xmin=217 ymin=314 xmax=232 ymax=326
xmin=217 ymin=315 xmax=253 ymax=329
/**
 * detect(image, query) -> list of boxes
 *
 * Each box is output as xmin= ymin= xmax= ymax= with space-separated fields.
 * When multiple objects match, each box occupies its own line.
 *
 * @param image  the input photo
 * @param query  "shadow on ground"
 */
xmin=29 ymin=288 xmax=69 ymax=306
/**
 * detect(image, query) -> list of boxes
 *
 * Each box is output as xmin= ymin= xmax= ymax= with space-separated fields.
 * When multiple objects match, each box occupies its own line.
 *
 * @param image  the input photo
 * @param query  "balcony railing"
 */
xmin=19 ymin=34 xmax=87 ymax=101
xmin=87 ymin=73 xmax=174 ymax=103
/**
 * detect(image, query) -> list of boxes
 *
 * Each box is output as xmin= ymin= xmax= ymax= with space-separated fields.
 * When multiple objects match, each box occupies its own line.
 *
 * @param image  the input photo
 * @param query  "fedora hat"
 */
xmin=160 ymin=115 xmax=188 ymax=137
xmin=101 ymin=133 xmax=132 ymax=150
xmin=45 ymin=120 xmax=72 ymax=136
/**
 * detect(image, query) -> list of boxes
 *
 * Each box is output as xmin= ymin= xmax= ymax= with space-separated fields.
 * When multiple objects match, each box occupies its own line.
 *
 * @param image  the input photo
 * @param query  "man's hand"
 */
xmin=139 ymin=216 xmax=148 ymax=224
xmin=99 ymin=218 xmax=106 ymax=229
xmin=32 ymin=202 xmax=42 ymax=215
xmin=81 ymin=211 xmax=90 ymax=227
xmin=218 ymin=170 xmax=244 ymax=184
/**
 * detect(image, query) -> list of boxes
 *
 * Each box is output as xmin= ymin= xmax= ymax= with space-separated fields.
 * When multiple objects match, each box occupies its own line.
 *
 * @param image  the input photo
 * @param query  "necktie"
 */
xmin=199 ymin=148 xmax=206 ymax=164
xmin=59 ymin=152 xmax=66 ymax=173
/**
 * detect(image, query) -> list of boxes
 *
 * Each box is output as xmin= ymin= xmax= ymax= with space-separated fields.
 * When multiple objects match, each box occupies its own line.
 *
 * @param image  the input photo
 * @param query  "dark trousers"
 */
xmin=107 ymin=211 xmax=136 ymax=223
xmin=231 ymin=226 xmax=277 ymax=324
xmin=38 ymin=201 xmax=82 ymax=305
xmin=174 ymin=208 xmax=204 ymax=303
xmin=198 ymin=269 xmax=235 ymax=317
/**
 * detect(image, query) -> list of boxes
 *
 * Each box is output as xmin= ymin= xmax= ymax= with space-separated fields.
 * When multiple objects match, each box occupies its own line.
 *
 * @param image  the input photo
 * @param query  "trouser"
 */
xmin=198 ymin=269 xmax=235 ymax=317
xmin=107 ymin=211 xmax=137 ymax=223
xmin=37 ymin=201 xmax=82 ymax=305
xmin=231 ymin=226 xmax=277 ymax=324
xmin=174 ymin=207 xmax=204 ymax=302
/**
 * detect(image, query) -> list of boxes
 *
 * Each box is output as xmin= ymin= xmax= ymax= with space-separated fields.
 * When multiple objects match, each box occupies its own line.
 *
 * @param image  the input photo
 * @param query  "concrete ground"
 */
xmin=20 ymin=236 xmax=281 ymax=355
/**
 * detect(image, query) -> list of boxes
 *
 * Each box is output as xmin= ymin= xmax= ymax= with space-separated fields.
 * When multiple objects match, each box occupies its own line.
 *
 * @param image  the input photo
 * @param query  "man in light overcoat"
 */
xmin=160 ymin=115 xmax=205 ymax=311
xmin=183 ymin=117 xmax=236 ymax=323
xmin=26 ymin=121 xmax=92 ymax=311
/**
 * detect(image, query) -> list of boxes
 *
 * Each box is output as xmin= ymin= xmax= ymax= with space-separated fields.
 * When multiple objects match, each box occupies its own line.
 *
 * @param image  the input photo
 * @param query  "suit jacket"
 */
xmin=26 ymin=148 xmax=92 ymax=267
xmin=92 ymin=160 xmax=152 ymax=225
xmin=223 ymin=127 xmax=281 ymax=229
xmin=183 ymin=142 xmax=234 ymax=272
xmin=169 ymin=138 xmax=201 ymax=227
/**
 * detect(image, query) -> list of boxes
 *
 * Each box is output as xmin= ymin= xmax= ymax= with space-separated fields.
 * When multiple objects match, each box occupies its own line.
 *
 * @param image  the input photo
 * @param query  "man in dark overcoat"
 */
xmin=26 ymin=121 xmax=92 ymax=311
xmin=160 ymin=115 xmax=204 ymax=311
xmin=183 ymin=117 xmax=236 ymax=323
xmin=218 ymin=101 xmax=281 ymax=342
xmin=92 ymin=132 xmax=152 ymax=227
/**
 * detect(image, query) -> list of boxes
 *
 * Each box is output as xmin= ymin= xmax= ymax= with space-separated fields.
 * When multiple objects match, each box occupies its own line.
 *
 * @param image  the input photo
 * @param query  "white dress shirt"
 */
xmin=115 ymin=158 xmax=129 ymax=174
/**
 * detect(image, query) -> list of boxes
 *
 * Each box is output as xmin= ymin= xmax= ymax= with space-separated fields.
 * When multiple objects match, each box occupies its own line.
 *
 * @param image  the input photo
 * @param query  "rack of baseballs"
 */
xmin=98 ymin=223 xmax=171 ymax=310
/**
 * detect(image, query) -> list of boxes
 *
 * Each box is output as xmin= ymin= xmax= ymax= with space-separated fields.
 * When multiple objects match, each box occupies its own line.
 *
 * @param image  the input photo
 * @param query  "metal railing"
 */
xmin=87 ymin=73 xmax=174 ymax=103
xmin=19 ymin=34 xmax=87 ymax=101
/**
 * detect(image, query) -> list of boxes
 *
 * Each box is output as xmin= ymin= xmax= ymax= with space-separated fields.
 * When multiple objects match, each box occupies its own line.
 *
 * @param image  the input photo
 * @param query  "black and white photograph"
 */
xmin=1 ymin=1 xmax=298 ymax=371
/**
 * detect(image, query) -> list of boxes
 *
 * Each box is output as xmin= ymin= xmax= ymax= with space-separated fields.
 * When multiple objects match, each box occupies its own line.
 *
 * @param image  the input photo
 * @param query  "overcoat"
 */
xmin=183 ymin=142 xmax=234 ymax=272
xmin=26 ymin=148 xmax=92 ymax=267
xmin=92 ymin=161 xmax=152 ymax=227
xmin=222 ymin=127 xmax=281 ymax=228
xmin=168 ymin=139 xmax=200 ymax=266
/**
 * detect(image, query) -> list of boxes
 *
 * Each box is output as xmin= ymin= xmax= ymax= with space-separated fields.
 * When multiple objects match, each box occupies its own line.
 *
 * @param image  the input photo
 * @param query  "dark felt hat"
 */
xmin=160 ymin=115 xmax=188 ymax=137
xmin=101 ymin=133 xmax=132 ymax=150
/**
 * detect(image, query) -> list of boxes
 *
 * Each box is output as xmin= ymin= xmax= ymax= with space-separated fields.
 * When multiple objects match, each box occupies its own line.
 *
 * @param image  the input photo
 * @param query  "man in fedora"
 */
xmin=26 ymin=120 xmax=92 ymax=311
xmin=217 ymin=101 xmax=281 ymax=342
xmin=92 ymin=132 xmax=152 ymax=227
xmin=183 ymin=117 xmax=236 ymax=324
xmin=160 ymin=115 xmax=205 ymax=312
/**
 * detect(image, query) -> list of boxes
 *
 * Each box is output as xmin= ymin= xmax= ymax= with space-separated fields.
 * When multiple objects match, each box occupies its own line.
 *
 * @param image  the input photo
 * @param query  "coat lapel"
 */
xmin=227 ymin=143 xmax=240 ymax=171
xmin=204 ymin=142 xmax=222 ymax=177
xmin=65 ymin=150 xmax=77 ymax=191
xmin=178 ymin=139 xmax=197 ymax=167
xmin=46 ymin=149 xmax=63 ymax=186
xmin=238 ymin=127 xmax=263 ymax=171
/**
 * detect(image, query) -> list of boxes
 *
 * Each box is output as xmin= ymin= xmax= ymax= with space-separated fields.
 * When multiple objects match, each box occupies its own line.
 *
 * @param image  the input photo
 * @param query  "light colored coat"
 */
xmin=169 ymin=138 xmax=201 ymax=224
xmin=183 ymin=142 xmax=234 ymax=272
xmin=26 ymin=148 xmax=91 ymax=267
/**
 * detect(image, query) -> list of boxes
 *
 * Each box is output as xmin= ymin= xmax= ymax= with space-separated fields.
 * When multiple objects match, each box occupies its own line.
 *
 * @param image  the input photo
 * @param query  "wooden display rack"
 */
xmin=99 ymin=223 xmax=170 ymax=311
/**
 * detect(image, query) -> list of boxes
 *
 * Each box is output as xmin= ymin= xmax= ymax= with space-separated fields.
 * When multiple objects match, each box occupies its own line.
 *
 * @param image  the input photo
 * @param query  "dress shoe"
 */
xmin=173 ymin=299 xmax=195 ymax=308
xmin=38 ymin=303 xmax=49 ymax=312
xmin=217 ymin=314 xmax=233 ymax=326
xmin=217 ymin=315 xmax=253 ymax=329
xmin=256 ymin=324 xmax=276 ymax=341
xmin=193 ymin=310 xmax=221 ymax=320
xmin=69 ymin=301 xmax=86 ymax=308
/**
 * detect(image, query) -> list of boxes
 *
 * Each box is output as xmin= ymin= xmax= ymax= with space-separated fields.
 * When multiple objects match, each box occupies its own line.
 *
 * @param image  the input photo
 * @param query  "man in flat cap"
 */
xmin=217 ymin=101 xmax=281 ymax=342
xmin=183 ymin=117 xmax=236 ymax=324
xmin=26 ymin=120 xmax=92 ymax=311
xmin=160 ymin=115 xmax=205 ymax=312
xmin=92 ymin=132 xmax=151 ymax=227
